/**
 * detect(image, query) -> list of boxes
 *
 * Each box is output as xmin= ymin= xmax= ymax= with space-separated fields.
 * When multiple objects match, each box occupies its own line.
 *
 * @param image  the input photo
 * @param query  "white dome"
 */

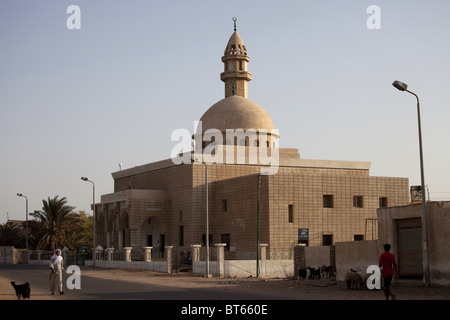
xmin=199 ymin=96 xmax=275 ymax=134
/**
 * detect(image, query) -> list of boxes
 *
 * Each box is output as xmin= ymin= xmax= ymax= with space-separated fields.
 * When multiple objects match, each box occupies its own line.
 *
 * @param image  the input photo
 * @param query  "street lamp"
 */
xmin=256 ymin=174 xmax=261 ymax=278
xmin=81 ymin=177 xmax=96 ymax=266
xmin=16 ymin=193 xmax=29 ymax=264
xmin=392 ymin=80 xmax=430 ymax=286
xmin=191 ymin=157 xmax=210 ymax=278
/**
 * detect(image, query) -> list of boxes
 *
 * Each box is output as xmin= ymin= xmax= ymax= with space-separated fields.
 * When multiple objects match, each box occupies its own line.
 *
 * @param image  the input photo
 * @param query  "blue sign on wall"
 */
xmin=298 ymin=228 xmax=309 ymax=241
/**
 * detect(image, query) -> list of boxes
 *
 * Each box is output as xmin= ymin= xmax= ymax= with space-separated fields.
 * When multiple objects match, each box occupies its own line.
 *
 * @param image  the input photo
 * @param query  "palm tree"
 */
xmin=77 ymin=210 xmax=94 ymax=247
xmin=0 ymin=221 xmax=25 ymax=247
xmin=30 ymin=196 xmax=84 ymax=251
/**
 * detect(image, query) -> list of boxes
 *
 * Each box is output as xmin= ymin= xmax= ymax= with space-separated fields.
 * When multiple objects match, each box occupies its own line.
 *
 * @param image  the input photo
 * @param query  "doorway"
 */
xmin=140 ymin=216 xmax=167 ymax=257
xmin=159 ymin=234 xmax=165 ymax=256
xmin=147 ymin=235 xmax=152 ymax=247
xmin=397 ymin=218 xmax=423 ymax=278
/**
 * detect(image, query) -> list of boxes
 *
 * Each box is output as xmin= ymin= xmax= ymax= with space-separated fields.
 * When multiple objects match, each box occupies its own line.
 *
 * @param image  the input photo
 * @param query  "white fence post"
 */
xmin=37 ymin=250 xmax=43 ymax=263
xmin=143 ymin=246 xmax=153 ymax=262
xmin=259 ymin=244 xmax=268 ymax=277
xmin=165 ymin=246 xmax=173 ymax=273
xmin=216 ymin=243 xmax=226 ymax=278
xmin=123 ymin=247 xmax=132 ymax=262
xmin=191 ymin=245 xmax=201 ymax=274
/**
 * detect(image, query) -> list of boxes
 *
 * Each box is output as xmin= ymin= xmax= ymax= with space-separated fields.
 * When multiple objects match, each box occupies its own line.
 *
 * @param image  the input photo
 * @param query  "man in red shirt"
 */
xmin=379 ymin=243 xmax=399 ymax=300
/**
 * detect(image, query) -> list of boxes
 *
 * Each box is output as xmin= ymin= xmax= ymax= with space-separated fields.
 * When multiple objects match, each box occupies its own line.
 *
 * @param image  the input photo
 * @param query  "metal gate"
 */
xmin=397 ymin=218 xmax=423 ymax=278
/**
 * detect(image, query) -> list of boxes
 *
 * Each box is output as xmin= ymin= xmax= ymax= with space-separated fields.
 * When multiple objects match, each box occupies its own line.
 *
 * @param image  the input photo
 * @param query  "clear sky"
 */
xmin=1 ymin=0 xmax=450 ymax=223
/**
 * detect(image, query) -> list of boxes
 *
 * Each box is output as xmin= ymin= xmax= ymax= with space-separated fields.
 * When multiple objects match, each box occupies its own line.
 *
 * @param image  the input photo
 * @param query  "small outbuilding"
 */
xmin=377 ymin=201 xmax=450 ymax=284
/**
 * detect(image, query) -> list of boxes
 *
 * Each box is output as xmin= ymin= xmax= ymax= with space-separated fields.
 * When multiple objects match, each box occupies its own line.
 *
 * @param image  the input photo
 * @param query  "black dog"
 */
xmin=10 ymin=281 xmax=31 ymax=300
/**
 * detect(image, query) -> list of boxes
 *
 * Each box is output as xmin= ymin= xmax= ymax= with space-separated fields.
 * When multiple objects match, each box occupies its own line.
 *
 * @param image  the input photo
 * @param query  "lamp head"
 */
xmin=81 ymin=177 xmax=88 ymax=181
xmin=392 ymin=80 xmax=408 ymax=91
xmin=17 ymin=193 xmax=23 ymax=197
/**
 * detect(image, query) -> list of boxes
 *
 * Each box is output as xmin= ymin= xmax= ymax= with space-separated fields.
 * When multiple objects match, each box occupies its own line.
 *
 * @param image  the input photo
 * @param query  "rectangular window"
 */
xmin=353 ymin=196 xmax=364 ymax=208
xmin=323 ymin=195 xmax=334 ymax=208
xmin=288 ymin=205 xmax=294 ymax=223
xmin=222 ymin=199 xmax=228 ymax=213
xmin=379 ymin=197 xmax=388 ymax=208
xmin=179 ymin=226 xmax=184 ymax=246
xmin=354 ymin=234 xmax=364 ymax=241
xmin=323 ymin=234 xmax=333 ymax=246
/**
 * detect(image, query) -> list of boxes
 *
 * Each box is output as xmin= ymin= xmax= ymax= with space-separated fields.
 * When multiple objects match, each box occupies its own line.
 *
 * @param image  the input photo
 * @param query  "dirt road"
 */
xmin=1 ymin=264 xmax=450 ymax=301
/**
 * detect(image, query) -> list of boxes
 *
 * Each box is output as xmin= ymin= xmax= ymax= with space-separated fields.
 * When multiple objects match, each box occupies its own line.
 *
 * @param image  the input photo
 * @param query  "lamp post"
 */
xmin=256 ymin=174 xmax=261 ymax=278
xmin=16 ymin=193 xmax=29 ymax=264
xmin=81 ymin=177 xmax=96 ymax=266
xmin=392 ymin=80 xmax=430 ymax=286
xmin=191 ymin=157 xmax=210 ymax=278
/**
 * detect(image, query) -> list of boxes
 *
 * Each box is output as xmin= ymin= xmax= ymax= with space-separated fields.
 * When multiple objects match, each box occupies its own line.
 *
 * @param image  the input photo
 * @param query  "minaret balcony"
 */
xmin=220 ymin=71 xmax=252 ymax=82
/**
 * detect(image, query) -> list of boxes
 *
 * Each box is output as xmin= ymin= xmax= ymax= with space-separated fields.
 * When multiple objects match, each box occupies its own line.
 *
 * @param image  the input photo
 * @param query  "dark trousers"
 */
xmin=383 ymin=277 xmax=392 ymax=297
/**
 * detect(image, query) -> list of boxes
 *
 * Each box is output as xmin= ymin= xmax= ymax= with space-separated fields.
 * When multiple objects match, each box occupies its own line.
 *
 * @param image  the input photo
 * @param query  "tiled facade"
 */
xmin=95 ymin=148 xmax=409 ymax=263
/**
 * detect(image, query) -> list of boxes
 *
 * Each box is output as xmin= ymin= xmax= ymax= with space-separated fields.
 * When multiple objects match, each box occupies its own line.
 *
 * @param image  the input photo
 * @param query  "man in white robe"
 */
xmin=49 ymin=249 xmax=64 ymax=295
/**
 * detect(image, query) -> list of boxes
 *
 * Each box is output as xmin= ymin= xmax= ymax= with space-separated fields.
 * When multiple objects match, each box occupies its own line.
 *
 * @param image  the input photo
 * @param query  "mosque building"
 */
xmin=95 ymin=20 xmax=409 ymax=264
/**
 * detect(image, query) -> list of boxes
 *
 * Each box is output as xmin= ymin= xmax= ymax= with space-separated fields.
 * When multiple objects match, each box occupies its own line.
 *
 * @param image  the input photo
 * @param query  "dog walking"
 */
xmin=10 ymin=281 xmax=31 ymax=300
xmin=49 ymin=249 xmax=64 ymax=295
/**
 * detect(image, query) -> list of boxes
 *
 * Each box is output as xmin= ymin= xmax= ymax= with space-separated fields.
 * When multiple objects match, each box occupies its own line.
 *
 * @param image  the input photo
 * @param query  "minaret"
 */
xmin=220 ymin=17 xmax=252 ymax=98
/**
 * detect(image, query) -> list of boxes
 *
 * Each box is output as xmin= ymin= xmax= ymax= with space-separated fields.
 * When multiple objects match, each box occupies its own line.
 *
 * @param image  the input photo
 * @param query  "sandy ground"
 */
xmin=1 ymin=276 xmax=49 ymax=300
xmin=2 ymin=266 xmax=450 ymax=300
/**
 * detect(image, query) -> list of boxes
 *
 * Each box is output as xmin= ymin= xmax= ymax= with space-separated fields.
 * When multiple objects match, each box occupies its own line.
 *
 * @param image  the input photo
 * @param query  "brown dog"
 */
xmin=10 ymin=281 xmax=31 ymax=300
